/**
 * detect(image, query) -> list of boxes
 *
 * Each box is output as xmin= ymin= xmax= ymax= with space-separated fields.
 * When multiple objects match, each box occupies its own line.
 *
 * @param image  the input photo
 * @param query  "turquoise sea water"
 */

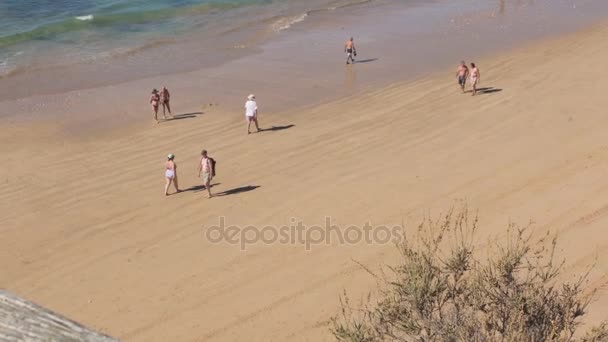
xmin=0 ymin=0 xmax=360 ymax=77
xmin=0 ymin=0 xmax=272 ymax=48
xmin=1 ymin=0 xmax=607 ymax=102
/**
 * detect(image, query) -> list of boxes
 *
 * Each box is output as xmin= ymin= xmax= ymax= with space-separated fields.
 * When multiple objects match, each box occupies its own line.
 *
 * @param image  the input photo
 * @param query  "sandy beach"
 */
xmin=3 ymin=11 xmax=608 ymax=342
xmin=3 ymin=0 xmax=608 ymax=133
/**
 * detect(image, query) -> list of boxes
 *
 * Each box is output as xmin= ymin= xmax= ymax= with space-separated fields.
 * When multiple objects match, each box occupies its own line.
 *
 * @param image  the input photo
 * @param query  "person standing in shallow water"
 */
xmin=150 ymin=89 xmax=161 ymax=123
xmin=164 ymin=154 xmax=181 ymax=196
xmin=245 ymin=94 xmax=260 ymax=134
xmin=456 ymin=61 xmax=469 ymax=93
xmin=470 ymin=62 xmax=481 ymax=96
xmin=161 ymin=86 xmax=172 ymax=119
xmin=345 ymin=37 xmax=357 ymax=65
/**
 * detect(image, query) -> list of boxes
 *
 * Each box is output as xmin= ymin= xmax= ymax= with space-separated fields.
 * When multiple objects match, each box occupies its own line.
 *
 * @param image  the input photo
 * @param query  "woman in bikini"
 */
xmin=164 ymin=154 xmax=181 ymax=196
xmin=470 ymin=63 xmax=481 ymax=96
xmin=150 ymin=89 xmax=161 ymax=123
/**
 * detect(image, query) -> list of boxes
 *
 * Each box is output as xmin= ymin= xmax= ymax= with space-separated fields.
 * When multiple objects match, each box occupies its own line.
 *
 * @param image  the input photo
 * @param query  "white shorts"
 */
xmin=165 ymin=170 xmax=175 ymax=179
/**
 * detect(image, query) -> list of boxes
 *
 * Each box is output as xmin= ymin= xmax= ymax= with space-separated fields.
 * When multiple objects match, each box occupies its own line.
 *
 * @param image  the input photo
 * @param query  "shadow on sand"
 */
xmin=215 ymin=185 xmax=260 ymax=197
xmin=161 ymin=112 xmax=204 ymax=122
xmin=259 ymin=124 xmax=295 ymax=133
xmin=183 ymin=183 xmax=221 ymax=193
xmin=470 ymin=87 xmax=503 ymax=95
xmin=354 ymin=58 xmax=379 ymax=64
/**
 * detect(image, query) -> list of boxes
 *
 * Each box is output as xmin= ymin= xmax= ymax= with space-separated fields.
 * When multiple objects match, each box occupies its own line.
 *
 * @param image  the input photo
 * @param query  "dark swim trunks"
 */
xmin=458 ymin=75 xmax=466 ymax=86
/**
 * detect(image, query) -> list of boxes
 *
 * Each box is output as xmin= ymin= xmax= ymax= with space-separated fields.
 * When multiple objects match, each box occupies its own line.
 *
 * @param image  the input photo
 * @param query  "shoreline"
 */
xmin=2 ymin=20 xmax=608 ymax=340
xmin=0 ymin=0 xmax=376 ymax=102
xmin=2 ymin=0 xmax=608 ymax=135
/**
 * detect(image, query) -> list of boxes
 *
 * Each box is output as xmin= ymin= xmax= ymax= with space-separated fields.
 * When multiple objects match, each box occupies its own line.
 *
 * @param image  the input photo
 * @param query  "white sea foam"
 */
xmin=0 ymin=59 xmax=16 ymax=78
xmin=271 ymin=13 xmax=308 ymax=32
xmin=75 ymin=15 xmax=94 ymax=21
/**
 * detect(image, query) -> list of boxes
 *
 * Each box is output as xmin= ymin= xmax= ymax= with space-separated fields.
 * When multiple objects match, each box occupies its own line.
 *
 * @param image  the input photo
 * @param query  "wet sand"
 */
xmin=2 ymin=19 xmax=608 ymax=341
xmin=2 ymin=0 xmax=608 ymax=134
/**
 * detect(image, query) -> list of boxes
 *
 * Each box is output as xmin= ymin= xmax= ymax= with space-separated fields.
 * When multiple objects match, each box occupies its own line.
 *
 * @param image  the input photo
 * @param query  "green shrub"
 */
xmin=332 ymin=206 xmax=608 ymax=342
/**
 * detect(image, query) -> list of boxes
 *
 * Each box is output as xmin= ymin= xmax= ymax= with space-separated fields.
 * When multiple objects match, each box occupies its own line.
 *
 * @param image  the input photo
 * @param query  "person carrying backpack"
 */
xmin=197 ymin=149 xmax=215 ymax=198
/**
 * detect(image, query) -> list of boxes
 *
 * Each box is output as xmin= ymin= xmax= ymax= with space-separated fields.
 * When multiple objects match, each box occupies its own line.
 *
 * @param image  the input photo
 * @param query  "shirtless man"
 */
xmin=197 ymin=150 xmax=213 ymax=198
xmin=164 ymin=154 xmax=181 ymax=196
xmin=160 ymin=86 xmax=172 ymax=118
xmin=344 ymin=37 xmax=357 ymax=65
xmin=456 ymin=61 xmax=469 ymax=93
xmin=469 ymin=62 xmax=481 ymax=96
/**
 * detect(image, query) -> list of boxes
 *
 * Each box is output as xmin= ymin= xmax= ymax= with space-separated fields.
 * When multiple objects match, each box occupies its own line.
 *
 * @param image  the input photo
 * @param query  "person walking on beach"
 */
xmin=164 ymin=154 xmax=181 ymax=196
xmin=470 ymin=62 xmax=481 ymax=96
xmin=456 ymin=61 xmax=469 ymax=93
xmin=245 ymin=94 xmax=260 ymax=134
xmin=345 ymin=37 xmax=357 ymax=65
xmin=197 ymin=150 xmax=214 ymax=198
xmin=150 ymin=89 xmax=161 ymax=123
xmin=161 ymin=86 xmax=172 ymax=119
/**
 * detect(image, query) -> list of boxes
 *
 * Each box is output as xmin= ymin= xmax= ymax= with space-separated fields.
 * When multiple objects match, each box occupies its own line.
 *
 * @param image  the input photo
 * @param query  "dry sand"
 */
xmin=2 ymin=22 xmax=608 ymax=341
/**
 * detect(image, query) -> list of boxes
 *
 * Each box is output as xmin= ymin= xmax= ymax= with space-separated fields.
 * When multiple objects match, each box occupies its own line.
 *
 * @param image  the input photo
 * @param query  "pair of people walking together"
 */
xmin=150 ymin=86 xmax=172 ymax=123
xmin=456 ymin=61 xmax=481 ymax=95
xmin=164 ymin=150 xmax=215 ymax=198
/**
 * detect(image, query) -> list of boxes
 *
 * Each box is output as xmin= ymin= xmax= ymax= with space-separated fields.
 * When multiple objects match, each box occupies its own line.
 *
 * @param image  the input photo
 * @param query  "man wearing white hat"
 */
xmin=245 ymin=94 xmax=260 ymax=135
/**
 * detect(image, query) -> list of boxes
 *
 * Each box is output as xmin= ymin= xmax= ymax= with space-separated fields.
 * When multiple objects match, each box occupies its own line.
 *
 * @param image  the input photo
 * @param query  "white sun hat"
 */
xmin=247 ymin=94 xmax=255 ymax=100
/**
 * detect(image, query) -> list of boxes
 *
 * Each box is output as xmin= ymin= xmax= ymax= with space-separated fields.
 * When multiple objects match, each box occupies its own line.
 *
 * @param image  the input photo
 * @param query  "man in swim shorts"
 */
xmin=197 ymin=149 xmax=213 ymax=198
xmin=160 ymin=86 xmax=172 ymax=119
xmin=345 ymin=37 xmax=356 ymax=65
xmin=456 ymin=61 xmax=469 ymax=93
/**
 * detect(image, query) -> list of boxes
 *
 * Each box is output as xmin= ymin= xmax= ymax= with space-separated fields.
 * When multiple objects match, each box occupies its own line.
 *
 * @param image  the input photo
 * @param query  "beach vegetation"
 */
xmin=331 ymin=206 xmax=608 ymax=342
